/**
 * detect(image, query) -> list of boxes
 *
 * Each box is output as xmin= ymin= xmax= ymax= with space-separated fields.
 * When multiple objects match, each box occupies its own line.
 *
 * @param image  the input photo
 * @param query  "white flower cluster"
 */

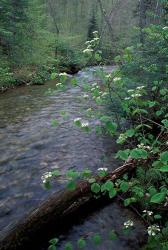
xmin=81 ymin=121 xmax=89 ymax=128
xmin=98 ymin=167 xmax=108 ymax=172
xmin=163 ymin=27 xmax=168 ymax=30
xmin=83 ymin=48 xmax=94 ymax=54
xmin=105 ymin=74 xmax=112 ymax=80
xmin=74 ymin=118 xmax=89 ymax=128
xmin=125 ymin=86 xmax=145 ymax=100
xmin=143 ymin=210 xmax=153 ymax=216
xmin=83 ymin=94 xmax=89 ymax=99
xmin=59 ymin=72 xmax=68 ymax=77
xmin=41 ymin=172 xmax=52 ymax=184
xmin=113 ymin=77 xmax=121 ymax=82
xmin=124 ymin=220 xmax=134 ymax=229
xmin=138 ymin=143 xmax=151 ymax=150
xmin=136 ymin=86 xmax=145 ymax=90
xmin=74 ymin=117 xmax=82 ymax=123
xmin=118 ymin=133 xmax=127 ymax=142
xmin=56 ymin=82 xmax=63 ymax=87
xmin=131 ymin=93 xmax=142 ymax=98
xmin=147 ymin=225 xmax=160 ymax=236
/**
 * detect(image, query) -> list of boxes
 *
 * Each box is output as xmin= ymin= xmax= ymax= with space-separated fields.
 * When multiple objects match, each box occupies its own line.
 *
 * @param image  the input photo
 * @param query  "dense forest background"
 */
xmin=1 ymin=0 xmax=164 ymax=89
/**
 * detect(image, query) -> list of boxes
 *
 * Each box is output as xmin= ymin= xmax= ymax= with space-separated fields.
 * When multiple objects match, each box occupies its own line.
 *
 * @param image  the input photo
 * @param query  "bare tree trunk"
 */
xmin=47 ymin=0 xmax=60 ymax=57
xmin=139 ymin=0 xmax=147 ymax=44
xmin=97 ymin=0 xmax=114 ymax=42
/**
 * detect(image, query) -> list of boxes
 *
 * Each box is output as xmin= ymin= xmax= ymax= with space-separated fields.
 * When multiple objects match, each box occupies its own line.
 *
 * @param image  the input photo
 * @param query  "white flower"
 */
xmin=74 ymin=118 xmax=81 ymax=122
xmin=93 ymin=37 xmax=99 ymax=41
xmin=101 ymin=92 xmax=108 ymax=97
xmin=91 ymin=87 xmax=96 ymax=91
xmin=131 ymin=93 xmax=142 ymax=98
xmin=125 ymin=97 xmax=131 ymax=100
xmin=56 ymin=82 xmax=62 ymax=87
xmin=163 ymin=27 xmax=168 ymax=30
xmin=59 ymin=72 xmax=68 ymax=76
xmin=147 ymin=225 xmax=160 ymax=236
xmin=127 ymin=89 xmax=134 ymax=93
xmin=41 ymin=172 xmax=52 ymax=183
xmin=98 ymin=168 xmax=108 ymax=172
xmin=138 ymin=144 xmax=151 ymax=150
xmin=92 ymin=83 xmax=98 ymax=87
xmin=85 ymin=41 xmax=91 ymax=45
xmin=143 ymin=210 xmax=153 ymax=216
xmin=113 ymin=77 xmax=121 ymax=82
xmin=87 ymin=108 xmax=92 ymax=112
xmin=83 ymin=94 xmax=89 ymax=99
xmin=93 ymin=31 xmax=98 ymax=34
xmin=136 ymin=86 xmax=145 ymax=90
xmin=105 ymin=74 xmax=112 ymax=79
xmin=83 ymin=48 xmax=94 ymax=54
xmin=81 ymin=121 xmax=89 ymax=128
xmin=124 ymin=220 xmax=134 ymax=229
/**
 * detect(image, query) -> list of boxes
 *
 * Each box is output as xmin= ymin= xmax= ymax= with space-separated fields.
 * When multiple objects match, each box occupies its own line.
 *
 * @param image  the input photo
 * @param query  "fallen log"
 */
xmin=0 ymin=160 xmax=135 ymax=250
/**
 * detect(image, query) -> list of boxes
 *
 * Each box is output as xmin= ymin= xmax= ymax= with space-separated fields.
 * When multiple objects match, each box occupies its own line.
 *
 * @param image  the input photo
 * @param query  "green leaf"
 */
xmin=64 ymin=242 xmax=73 ymax=250
xmin=160 ymin=151 xmax=168 ymax=163
xmin=66 ymin=170 xmax=79 ymax=179
xmin=51 ymin=119 xmax=59 ymax=127
xmin=120 ymin=181 xmax=129 ymax=192
xmin=106 ymin=121 xmax=117 ymax=134
xmin=44 ymin=181 xmax=52 ymax=190
xmin=108 ymin=230 xmax=117 ymax=240
xmin=81 ymin=169 xmax=92 ymax=178
xmin=159 ymin=165 xmax=168 ymax=172
xmin=91 ymin=183 xmax=101 ymax=194
xmin=116 ymin=149 xmax=130 ymax=160
xmin=66 ymin=181 xmax=76 ymax=191
xmin=109 ymin=188 xmax=117 ymax=199
xmin=125 ymin=129 xmax=135 ymax=137
xmin=150 ymin=192 xmax=166 ymax=204
xmin=48 ymin=245 xmax=56 ymax=250
xmin=92 ymin=234 xmax=102 ymax=245
xmin=101 ymin=180 xmax=114 ymax=192
xmin=88 ymin=178 xmax=96 ymax=184
xmin=49 ymin=238 xmax=59 ymax=245
xmin=154 ymin=214 xmax=162 ymax=220
xmin=148 ymin=101 xmax=156 ymax=108
xmin=162 ymin=119 xmax=168 ymax=128
xmin=77 ymin=238 xmax=86 ymax=249
xmin=51 ymin=170 xmax=60 ymax=177
xmin=51 ymin=72 xmax=57 ymax=80
xmin=71 ymin=78 xmax=78 ymax=86
xmin=95 ymin=53 xmax=102 ymax=62
xmin=124 ymin=197 xmax=136 ymax=206
xmin=130 ymin=148 xmax=148 ymax=159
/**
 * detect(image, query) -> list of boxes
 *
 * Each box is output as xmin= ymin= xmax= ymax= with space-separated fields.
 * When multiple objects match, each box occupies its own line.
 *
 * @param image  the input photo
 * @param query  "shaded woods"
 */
xmin=0 ymin=1 xmax=168 ymax=250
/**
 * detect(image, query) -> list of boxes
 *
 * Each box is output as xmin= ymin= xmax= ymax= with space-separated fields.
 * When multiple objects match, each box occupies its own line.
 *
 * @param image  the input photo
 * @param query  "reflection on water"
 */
xmin=0 ymin=67 xmax=145 ymax=249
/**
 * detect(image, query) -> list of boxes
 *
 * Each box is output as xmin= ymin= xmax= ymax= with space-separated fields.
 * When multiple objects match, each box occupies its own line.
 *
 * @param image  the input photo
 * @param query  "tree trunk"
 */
xmin=97 ymin=0 xmax=114 ymax=42
xmin=0 ymin=161 xmax=135 ymax=250
xmin=139 ymin=0 xmax=147 ymax=44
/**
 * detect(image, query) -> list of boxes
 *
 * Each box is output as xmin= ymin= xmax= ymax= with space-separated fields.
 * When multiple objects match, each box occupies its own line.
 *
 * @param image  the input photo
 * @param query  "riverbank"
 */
xmin=0 ymin=63 xmax=82 ymax=94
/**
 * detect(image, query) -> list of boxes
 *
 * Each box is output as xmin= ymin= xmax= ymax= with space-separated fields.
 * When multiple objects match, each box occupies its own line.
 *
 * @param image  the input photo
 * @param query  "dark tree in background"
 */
xmin=87 ymin=11 xmax=98 ymax=40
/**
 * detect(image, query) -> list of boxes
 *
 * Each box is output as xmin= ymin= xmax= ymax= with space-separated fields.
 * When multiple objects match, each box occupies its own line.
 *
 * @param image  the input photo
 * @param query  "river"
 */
xmin=0 ymin=67 xmax=145 ymax=249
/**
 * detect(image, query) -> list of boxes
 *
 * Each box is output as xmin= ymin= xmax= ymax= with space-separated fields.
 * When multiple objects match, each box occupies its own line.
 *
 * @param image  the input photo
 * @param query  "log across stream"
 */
xmin=0 ymin=67 xmax=146 ymax=249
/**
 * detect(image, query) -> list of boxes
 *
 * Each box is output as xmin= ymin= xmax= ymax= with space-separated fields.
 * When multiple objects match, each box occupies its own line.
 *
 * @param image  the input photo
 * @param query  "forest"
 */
xmin=0 ymin=0 xmax=168 ymax=250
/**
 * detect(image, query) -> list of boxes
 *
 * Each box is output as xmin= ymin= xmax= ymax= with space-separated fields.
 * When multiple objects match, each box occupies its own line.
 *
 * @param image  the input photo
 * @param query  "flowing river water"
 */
xmin=0 ymin=67 xmax=146 ymax=249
